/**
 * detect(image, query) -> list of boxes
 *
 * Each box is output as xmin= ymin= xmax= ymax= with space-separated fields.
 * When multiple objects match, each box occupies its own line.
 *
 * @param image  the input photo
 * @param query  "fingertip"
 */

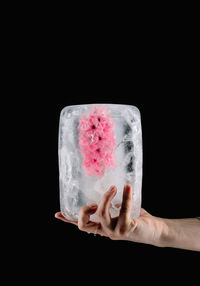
xmin=80 ymin=205 xmax=98 ymax=216
xmin=110 ymin=185 xmax=116 ymax=189
xmin=124 ymin=184 xmax=132 ymax=194
xmin=112 ymin=185 xmax=117 ymax=192
xmin=109 ymin=185 xmax=117 ymax=194
xmin=55 ymin=212 xmax=60 ymax=218
xmin=125 ymin=184 xmax=132 ymax=190
xmin=89 ymin=203 xmax=98 ymax=209
xmin=108 ymin=185 xmax=117 ymax=193
xmin=123 ymin=184 xmax=132 ymax=200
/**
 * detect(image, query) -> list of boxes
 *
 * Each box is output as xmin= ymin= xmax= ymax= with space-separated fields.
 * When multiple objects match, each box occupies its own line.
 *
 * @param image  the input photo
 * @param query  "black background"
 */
xmin=5 ymin=19 xmax=200 ymax=281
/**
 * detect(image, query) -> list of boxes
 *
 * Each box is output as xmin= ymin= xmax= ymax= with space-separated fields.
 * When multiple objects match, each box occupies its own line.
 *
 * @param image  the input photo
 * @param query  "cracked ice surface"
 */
xmin=58 ymin=104 xmax=142 ymax=221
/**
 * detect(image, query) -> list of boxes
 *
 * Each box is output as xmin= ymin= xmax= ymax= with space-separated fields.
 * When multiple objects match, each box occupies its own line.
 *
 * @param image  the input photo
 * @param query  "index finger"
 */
xmin=78 ymin=204 xmax=100 ymax=233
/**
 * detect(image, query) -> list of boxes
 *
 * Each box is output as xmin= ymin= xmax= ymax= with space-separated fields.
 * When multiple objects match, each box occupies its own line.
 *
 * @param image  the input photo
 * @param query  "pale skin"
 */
xmin=55 ymin=185 xmax=200 ymax=251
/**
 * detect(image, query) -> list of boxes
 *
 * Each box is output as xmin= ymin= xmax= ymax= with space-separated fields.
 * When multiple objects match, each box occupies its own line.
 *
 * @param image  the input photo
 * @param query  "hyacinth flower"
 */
xmin=78 ymin=106 xmax=116 ymax=177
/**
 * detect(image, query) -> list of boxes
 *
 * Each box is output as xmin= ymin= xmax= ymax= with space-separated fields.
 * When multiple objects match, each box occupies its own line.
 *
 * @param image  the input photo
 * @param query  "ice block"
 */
xmin=58 ymin=104 xmax=142 ymax=221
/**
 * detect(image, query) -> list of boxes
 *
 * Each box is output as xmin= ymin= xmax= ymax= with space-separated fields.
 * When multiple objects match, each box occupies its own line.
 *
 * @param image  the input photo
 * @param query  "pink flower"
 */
xmin=78 ymin=106 xmax=116 ymax=177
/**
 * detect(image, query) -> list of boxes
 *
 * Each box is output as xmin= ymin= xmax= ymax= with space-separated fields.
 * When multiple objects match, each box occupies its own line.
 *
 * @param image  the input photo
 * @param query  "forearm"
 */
xmin=160 ymin=218 xmax=200 ymax=251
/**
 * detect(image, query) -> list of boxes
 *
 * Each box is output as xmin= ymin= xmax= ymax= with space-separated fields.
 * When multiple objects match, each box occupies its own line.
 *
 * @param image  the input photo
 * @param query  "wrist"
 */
xmin=148 ymin=217 xmax=174 ymax=248
xmin=158 ymin=218 xmax=177 ymax=248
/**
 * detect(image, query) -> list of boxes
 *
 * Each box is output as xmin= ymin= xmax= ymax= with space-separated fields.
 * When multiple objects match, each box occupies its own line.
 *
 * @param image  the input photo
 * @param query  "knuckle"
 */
xmin=120 ymin=228 xmax=127 ymax=237
xmin=119 ymin=227 xmax=127 ymax=236
xmin=115 ymin=221 xmax=129 ymax=237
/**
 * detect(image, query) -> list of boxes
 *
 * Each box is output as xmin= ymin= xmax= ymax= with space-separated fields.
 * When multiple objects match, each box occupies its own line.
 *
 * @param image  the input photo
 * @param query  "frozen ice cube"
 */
xmin=58 ymin=104 xmax=142 ymax=221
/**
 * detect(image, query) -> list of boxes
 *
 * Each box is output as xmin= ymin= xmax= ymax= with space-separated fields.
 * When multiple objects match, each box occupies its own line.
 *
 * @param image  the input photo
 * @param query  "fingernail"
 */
xmin=89 ymin=203 xmax=97 ymax=209
xmin=126 ymin=184 xmax=132 ymax=190
xmin=110 ymin=186 xmax=116 ymax=193
xmin=110 ymin=185 xmax=115 ymax=189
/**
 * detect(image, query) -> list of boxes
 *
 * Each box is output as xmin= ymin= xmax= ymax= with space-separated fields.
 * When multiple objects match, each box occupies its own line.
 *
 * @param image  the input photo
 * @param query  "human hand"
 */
xmin=55 ymin=184 xmax=165 ymax=246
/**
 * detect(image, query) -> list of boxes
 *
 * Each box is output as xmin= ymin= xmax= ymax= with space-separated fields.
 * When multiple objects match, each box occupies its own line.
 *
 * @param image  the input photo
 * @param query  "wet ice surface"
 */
xmin=59 ymin=104 xmax=142 ymax=221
